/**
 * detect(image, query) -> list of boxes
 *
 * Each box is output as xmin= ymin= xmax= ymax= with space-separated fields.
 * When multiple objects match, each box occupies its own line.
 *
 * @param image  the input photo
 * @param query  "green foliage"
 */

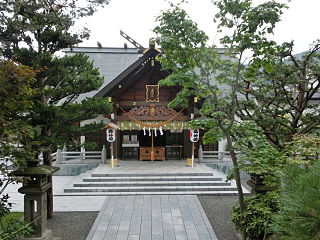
xmin=42 ymin=54 xmax=105 ymax=105
xmin=213 ymin=1 xmax=320 ymax=152
xmin=237 ymin=42 xmax=320 ymax=150
xmin=0 ymin=59 xmax=35 ymax=239
xmin=0 ymin=212 xmax=32 ymax=240
xmin=154 ymin=3 xmax=238 ymax=131
xmin=82 ymin=141 xmax=98 ymax=151
xmin=155 ymin=2 xmax=319 ymax=240
xmin=0 ymin=165 xmax=30 ymax=240
xmin=271 ymin=161 xmax=320 ymax=240
xmin=235 ymin=121 xmax=286 ymax=187
xmin=214 ymin=0 xmax=286 ymax=52
xmin=1 ymin=212 xmax=23 ymax=227
xmin=232 ymin=192 xmax=279 ymax=240
xmin=154 ymin=0 xmax=287 ymax=223
xmin=0 ymin=0 xmax=112 ymax=223
xmin=0 ymin=0 xmax=113 ymax=164
xmin=0 ymin=60 xmax=38 ymax=163
xmin=0 ymin=0 xmax=110 ymax=57
xmin=27 ymin=54 xmax=113 ymax=155
xmin=284 ymin=134 xmax=320 ymax=165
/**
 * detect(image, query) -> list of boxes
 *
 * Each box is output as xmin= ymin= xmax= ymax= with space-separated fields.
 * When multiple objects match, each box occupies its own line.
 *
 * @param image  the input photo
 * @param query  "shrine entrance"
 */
xmin=120 ymin=127 xmax=185 ymax=161
xmin=93 ymin=42 xmax=197 ymax=162
xmin=138 ymin=130 xmax=166 ymax=147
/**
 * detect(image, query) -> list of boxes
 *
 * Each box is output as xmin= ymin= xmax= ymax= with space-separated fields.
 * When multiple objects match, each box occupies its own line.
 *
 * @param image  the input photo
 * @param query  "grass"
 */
xmin=1 ymin=212 xmax=24 ymax=229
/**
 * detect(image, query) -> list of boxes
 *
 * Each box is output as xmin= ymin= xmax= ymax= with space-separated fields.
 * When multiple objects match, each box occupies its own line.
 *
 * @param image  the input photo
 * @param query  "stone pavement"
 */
xmin=86 ymin=195 xmax=218 ymax=240
xmin=92 ymin=160 xmax=222 ymax=175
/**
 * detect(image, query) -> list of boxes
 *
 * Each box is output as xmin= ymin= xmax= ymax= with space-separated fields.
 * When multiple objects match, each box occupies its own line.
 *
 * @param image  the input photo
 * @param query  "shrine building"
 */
xmin=63 ymin=40 xmax=227 ymax=161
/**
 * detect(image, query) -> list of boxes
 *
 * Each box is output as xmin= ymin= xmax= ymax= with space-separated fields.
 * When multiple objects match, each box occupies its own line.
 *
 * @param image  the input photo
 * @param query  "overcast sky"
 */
xmin=78 ymin=0 xmax=320 ymax=54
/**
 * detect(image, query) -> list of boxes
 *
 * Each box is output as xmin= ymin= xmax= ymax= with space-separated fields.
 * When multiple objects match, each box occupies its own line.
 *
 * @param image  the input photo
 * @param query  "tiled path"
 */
xmin=86 ymin=195 xmax=218 ymax=240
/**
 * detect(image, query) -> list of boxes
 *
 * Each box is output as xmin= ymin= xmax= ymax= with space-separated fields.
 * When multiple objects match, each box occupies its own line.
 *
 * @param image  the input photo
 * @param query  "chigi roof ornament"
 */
xmin=120 ymin=30 xmax=145 ymax=53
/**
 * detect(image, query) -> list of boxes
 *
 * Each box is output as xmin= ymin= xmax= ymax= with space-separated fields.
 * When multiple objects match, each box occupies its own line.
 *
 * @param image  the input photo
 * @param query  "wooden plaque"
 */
xmin=146 ymin=85 xmax=159 ymax=102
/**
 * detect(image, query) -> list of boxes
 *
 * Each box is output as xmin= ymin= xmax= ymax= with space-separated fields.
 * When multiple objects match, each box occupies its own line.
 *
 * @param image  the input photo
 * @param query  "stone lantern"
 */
xmin=247 ymin=174 xmax=274 ymax=194
xmin=11 ymin=160 xmax=59 ymax=240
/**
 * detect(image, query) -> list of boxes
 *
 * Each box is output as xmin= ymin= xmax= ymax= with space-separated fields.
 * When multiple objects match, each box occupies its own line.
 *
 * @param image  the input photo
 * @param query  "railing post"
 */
xmin=62 ymin=144 xmax=67 ymax=152
xmin=82 ymin=148 xmax=86 ymax=160
xmin=198 ymin=145 xmax=203 ymax=163
xmin=38 ymin=152 xmax=43 ymax=164
xmin=62 ymin=144 xmax=67 ymax=161
xmin=56 ymin=149 xmax=62 ymax=164
xmin=102 ymin=145 xmax=106 ymax=164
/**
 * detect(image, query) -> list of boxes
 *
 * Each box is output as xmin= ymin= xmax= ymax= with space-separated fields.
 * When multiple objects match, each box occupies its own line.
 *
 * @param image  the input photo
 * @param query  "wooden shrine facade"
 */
xmin=94 ymin=43 xmax=199 ymax=160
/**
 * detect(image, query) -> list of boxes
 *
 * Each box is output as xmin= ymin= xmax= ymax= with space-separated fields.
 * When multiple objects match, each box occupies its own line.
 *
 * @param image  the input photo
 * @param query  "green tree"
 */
xmin=154 ymin=1 xmax=285 ymax=238
xmin=0 ymin=0 xmax=112 ymax=217
xmin=236 ymin=41 xmax=320 ymax=150
xmin=214 ymin=1 xmax=319 ymax=238
xmin=0 ymin=60 xmax=36 ymax=163
xmin=0 ymin=59 xmax=35 ymax=239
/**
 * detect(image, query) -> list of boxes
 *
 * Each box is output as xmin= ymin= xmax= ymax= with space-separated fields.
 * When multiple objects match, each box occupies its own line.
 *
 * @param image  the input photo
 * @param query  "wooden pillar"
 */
xmin=116 ymin=129 xmax=121 ymax=159
xmin=183 ymin=130 xmax=192 ymax=159
xmin=191 ymin=142 xmax=194 ymax=168
xmin=151 ymin=130 xmax=154 ymax=161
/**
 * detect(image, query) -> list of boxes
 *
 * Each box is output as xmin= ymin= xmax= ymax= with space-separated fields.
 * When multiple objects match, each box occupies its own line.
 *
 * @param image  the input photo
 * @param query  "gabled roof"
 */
xmin=94 ymin=47 xmax=162 ymax=98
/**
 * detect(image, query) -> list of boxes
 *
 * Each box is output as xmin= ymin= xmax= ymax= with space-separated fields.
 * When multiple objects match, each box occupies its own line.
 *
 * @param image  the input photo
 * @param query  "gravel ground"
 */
xmin=48 ymin=212 xmax=98 ymax=240
xmin=198 ymin=195 xmax=239 ymax=240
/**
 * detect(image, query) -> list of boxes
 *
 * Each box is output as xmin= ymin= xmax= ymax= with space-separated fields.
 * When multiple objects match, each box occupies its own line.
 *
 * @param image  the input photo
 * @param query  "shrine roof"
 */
xmin=63 ymin=47 xmax=143 ymax=101
xmin=94 ymin=47 xmax=162 ymax=98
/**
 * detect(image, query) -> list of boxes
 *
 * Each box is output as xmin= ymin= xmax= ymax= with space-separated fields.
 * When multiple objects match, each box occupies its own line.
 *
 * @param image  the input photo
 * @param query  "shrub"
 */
xmin=232 ymin=192 xmax=279 ymax=240
xmin=271 ymin=161 xmax=320 ymax=240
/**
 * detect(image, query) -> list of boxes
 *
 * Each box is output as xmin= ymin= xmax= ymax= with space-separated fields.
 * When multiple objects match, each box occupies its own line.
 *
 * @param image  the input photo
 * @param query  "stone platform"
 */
xmin=6 ymin=160 xmax=248 ymax=212
xmin=61 ymin=160 xmax=248 ymax=196
xmin=92 ymin=160 xmax=218 ymax=175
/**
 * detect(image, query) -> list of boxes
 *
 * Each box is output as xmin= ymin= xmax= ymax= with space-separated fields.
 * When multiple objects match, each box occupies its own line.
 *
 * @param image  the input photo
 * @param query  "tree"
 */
xmin=236 ymin=41 xmax=320 ymax=150
xmin=154 ymin=1 xmax=286 ymax=239
xmin=0 ymin=59 xmax=36 ymax=163
xmin=0 ymin=59 xmax=35 ymax=239
xmin=0 ymin=0 xmax=112 ymax=218
xmin=214 ymin=1 xmax=319 ymax=238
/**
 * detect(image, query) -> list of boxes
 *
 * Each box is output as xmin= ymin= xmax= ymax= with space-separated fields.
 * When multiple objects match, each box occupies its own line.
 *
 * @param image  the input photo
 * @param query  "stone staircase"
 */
xmin=63 ymin=172 xmax=246 ymax=195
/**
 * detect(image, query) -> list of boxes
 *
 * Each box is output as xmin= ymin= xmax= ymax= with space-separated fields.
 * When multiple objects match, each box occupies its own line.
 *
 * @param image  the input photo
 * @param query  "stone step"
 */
xmin=64 ymin=186 xmax=238 ymax=193
xmin=74 ymin=181 xmax=231 ymax=187
xmin=91 ymin=172 xmax=214 ymax=177
xmin=57 ymin=191 xmax=248 ymax=196
xmin=83 ymin=176 xmax=223 ymax=182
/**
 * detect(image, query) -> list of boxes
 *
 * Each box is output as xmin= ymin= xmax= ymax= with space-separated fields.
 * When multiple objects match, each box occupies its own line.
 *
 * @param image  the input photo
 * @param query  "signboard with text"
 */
xmin=106 ymin=128 xmax=116 ymax=142
xmin=189 ymin=129 xmax=199 ymax=142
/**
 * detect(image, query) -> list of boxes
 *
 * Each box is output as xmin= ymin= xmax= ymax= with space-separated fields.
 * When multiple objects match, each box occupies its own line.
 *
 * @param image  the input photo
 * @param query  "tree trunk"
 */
xmin=225 ymin=133 xmax=247 ymax=239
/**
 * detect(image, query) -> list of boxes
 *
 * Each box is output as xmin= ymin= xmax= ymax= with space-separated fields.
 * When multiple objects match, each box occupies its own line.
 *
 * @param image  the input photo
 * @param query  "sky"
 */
xmin=77 ymin=0 xmax=320 ymax=54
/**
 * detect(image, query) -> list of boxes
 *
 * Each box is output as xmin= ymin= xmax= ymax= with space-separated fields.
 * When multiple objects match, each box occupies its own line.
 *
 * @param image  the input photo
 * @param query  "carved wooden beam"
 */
xmin=127 ymin=105 xmax=179 ymax=117
xmin=117 ymin=115 xmax=190 ymax=121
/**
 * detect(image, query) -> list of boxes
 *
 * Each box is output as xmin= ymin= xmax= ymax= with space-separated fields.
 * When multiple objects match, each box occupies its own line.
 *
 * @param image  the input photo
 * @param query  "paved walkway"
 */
xmin=86 ymin=195 xmax=218 ymax=240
